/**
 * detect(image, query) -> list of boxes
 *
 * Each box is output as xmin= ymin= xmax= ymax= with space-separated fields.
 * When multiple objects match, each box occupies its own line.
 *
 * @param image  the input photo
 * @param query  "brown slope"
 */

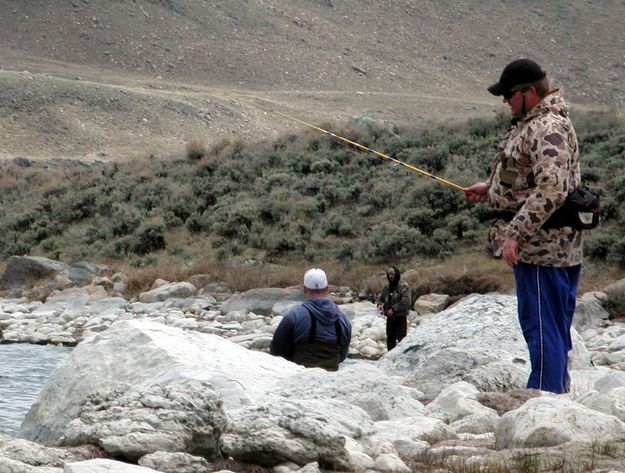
xmin=0 ymin=0 xmax=624 ymax=159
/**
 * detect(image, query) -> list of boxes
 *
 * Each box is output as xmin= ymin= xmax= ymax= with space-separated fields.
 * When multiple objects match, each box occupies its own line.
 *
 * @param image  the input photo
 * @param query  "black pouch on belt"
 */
xmin=543 ymin=185 xmax=600 ymax=230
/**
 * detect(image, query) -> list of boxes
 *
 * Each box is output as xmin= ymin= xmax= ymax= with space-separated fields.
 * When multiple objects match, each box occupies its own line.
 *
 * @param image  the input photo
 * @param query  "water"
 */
xmin=0 ymin=344 xmax=72 ymax=435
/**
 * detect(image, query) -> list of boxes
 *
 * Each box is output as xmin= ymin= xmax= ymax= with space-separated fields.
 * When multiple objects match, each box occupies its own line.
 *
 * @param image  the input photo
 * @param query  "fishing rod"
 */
xmin=243 ymin=99 xmax=466 ymax=192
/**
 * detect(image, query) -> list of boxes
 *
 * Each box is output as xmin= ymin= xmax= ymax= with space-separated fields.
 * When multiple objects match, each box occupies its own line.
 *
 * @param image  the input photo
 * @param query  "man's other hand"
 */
xmin=464 ymin=182 xmax=490 ymax=203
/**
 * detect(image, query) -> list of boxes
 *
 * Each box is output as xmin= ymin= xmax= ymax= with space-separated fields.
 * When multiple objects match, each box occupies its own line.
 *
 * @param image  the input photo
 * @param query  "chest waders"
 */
xmin=292 ymin=310 xmax=343 ymax=372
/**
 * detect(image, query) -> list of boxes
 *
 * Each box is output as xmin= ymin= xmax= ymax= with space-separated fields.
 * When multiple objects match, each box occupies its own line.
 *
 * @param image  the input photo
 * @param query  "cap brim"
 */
xmin=487 ymin=81 xmax=506 ymax=96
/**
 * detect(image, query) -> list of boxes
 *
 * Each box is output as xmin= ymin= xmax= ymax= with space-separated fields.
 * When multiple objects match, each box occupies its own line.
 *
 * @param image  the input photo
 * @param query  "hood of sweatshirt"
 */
xmin=301 ymin=297 xmax=341 ymax=324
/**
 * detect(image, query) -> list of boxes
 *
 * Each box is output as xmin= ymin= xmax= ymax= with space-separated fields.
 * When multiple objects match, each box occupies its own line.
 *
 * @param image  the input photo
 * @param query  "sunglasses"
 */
xmin=503 ymin=88 xmax=528 ymax=100
xmin=502 ymin=89 xmax=518 ymax=100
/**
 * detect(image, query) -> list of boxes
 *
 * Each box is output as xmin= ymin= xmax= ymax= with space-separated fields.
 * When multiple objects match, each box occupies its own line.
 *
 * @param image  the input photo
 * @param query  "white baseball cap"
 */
xmin=303 ymin=268 xmax=328 ymax=290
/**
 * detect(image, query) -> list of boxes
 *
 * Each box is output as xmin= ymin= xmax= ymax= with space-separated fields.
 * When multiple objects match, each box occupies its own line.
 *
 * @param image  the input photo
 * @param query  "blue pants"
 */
xmin=513 ymin=262 xmax=581 ymax=394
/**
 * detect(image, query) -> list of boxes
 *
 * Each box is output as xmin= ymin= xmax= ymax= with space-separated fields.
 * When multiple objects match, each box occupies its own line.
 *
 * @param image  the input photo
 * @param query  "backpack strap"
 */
xmin=334 ymin=320 xmax=342 ymax=345
xmin=308 ymin=310 xmax=317 ymax=343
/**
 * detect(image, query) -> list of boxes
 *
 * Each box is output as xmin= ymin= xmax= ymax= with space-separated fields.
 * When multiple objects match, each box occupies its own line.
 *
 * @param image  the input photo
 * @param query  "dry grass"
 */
xmin=478 ymin=389 xmax=541 ymax=416
xmin=115 ymin=258 xmax=386 ymax=298
xmin=185 ymin=139 xmax=208 ymax=161
xmin=107 ymin=250 xmax=625 ymax=301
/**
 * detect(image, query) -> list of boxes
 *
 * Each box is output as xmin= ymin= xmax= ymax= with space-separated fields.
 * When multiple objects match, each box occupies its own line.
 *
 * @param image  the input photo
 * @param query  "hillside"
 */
xmin=1 ymin=0 xmax=624 ymax=160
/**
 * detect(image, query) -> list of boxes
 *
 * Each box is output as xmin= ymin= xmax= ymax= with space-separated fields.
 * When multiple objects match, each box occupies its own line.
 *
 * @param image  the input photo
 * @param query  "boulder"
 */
xmin=138 ymin=451 xmax=211 ymax=473
xmin=496 ymin=395 xmax=625 ymax=448
xmin=62 ymin=380 xmax=226 ymax=461
xmin=268 ymin=363 xmax=427 ymax=421
xmin=570 ymin=366 xmax=625 ymax=398
xmin=377 ymin=293 xmax=592 ymax=399
xmin=413 ymin=293 xmax=450 ymax=314
xmin=220 ymin=287 xmax=302 ymax=316
xmin=18 ymin=320 xmax=303 ymax=446
xmin=221 ymin=398 xmax=367 ymax=470
xmin=364 ymin=415 xmax=457 ymax=453
xmin=574 ymin=292 xmax=610 ymax=332
xmin=138 ymin=282 xmax=197 ymax=303
xmin=576 ymin=386 xmax=625 ymax=421
xmin=52 ymin=262 xmax=109 ymax=290
xmin=0 ymin=434 xmax=102 ymax=471
xmin=0 ymin=256 xmax=65 ymax=290
xmin=65 ymin=459 xmax=160 ymax=472
xmin=426 ymin=381 xmax=499 ymax=424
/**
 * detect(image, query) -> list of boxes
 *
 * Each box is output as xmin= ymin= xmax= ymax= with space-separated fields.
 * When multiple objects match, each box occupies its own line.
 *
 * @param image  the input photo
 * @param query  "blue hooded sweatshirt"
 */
xmin=270 ymin=297 xmax=352 ymax=363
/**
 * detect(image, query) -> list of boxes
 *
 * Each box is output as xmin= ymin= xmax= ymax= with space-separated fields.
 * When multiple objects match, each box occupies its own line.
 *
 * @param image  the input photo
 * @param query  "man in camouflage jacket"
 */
xmin=465 ymin=59 xmax=581 ymax=394
xmin=377 ymin=266 xmax=412 ymax=351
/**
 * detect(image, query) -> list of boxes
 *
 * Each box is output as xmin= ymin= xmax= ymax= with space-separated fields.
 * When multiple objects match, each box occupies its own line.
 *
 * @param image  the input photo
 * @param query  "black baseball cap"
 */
xmin=488 ymin=59 xmax=546 ymax=96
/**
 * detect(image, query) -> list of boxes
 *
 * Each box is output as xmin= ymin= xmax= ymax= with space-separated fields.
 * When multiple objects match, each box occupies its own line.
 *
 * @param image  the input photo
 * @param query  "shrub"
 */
xmin=1 ymin=233 xmax=32 ymax=257
xmin=266 ymin=235 xmax=305 ymax=257
xmin=404 ymin=207 xmax=436 ymax=235
xmin=40 ymin=237 xmax=60 ymax=252
xmin=130 ymin=224 xmax=166 ymax=255
xmin=185 ymin=211 xmax=203 ymax=233
xmin=110 ymin=204 xmax=143 ymax=237
xmin=336 ymin=242 xmax=354 ymax=262
xmin=359 ymin=224 xmax=422 ymax=262
xmin=322 ymin=215 xmax=356 ymax=237
xmin=607 ymin=237 xmax=625 ymax=267
xmin=186 ymin=140 xmax=208 ymax=160
xmin=585 ymin=233 xmax=617 ymax=260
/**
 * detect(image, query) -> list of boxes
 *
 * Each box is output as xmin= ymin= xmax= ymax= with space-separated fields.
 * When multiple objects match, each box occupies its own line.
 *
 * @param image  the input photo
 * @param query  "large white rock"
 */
xmin=0 ymin=434 xmax=97 ymax=472
xmin=220 ymin=288 xmax=302 ymax=316
xmin=138 ymin=451 xmax=211 ymax=473
xmin=18 ymin=320 xmax=303 ymax=446
xmin=364 ymin=414 xmax=457 ymax=454
xmin=426 ymin=381 xmax=499 ymax=424
xmin=576 ymin=386 xmax=625 ymax=421
xmin=62 ymin=380 xmax=226 ymax=461
xmin=496 ymin=395 xmax=625 ymax=448
xmin=65 ymin=459 xmax=160 ymax=472
xmin=570 ymin=367 xmax=625 ymax=398
xmin=138 ymin=282 xmax=197 ymax=303
xmin=377 ymin=294 xmax=591 ymax=399
xmin=221 ymin=398 xmax=371 ymax=470
xmin=268 ymin=363 xmax=427 ymax=421
xmin=574 ymin=292 xmax=611 ymax=332
xmin=0 ymin=456 xmax=61 ymax=472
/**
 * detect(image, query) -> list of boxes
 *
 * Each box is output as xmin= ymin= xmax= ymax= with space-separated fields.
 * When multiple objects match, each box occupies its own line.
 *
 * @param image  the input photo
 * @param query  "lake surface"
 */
xmin=0 ymin=343 xmax=72 ymax=435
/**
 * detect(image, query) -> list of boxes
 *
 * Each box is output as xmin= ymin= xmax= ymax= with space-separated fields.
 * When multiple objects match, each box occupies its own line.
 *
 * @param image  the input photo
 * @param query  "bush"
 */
xmin=1 ymin=233 xmax=32 ymax=257
xmin=40 ymin=237 xmax=60 ymax=252
xmin=585 ymin=233 xmax=617 ymax=260
xmin=130 ymin=224 xmax=166 ymax=255
xmin=359 ymin=224 xmax=422 ymax=262
xmin=404 ymin=207 xmax=436 ymax=235
xmin=322 ymin=215 xmax=355 ymax=237
xmin=2 ymin=111 xmax=625 ymax=267
xmin=110 ymin=205 xmax=143 ymax=237
xmin=607 ymin=237 xmax=625 ymax=267
xmin=266 ymin=235 xmax=305 ymax=257
xmin=186 ymin=140 xmax=208 ymax=160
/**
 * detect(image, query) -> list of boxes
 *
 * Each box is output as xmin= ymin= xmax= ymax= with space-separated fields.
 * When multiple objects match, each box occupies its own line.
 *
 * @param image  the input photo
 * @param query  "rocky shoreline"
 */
xmin=3 ymin=256 xmax=625 ymax=472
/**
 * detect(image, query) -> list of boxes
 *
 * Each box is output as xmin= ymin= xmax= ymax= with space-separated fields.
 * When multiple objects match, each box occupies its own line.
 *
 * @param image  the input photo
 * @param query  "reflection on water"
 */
xmin=0 ymin=343 xmax=72 ymax=435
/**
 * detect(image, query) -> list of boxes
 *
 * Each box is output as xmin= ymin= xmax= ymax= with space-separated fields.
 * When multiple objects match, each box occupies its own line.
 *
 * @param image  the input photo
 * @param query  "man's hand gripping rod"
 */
xmin=245 ymin=100 xmax=466 ymax=193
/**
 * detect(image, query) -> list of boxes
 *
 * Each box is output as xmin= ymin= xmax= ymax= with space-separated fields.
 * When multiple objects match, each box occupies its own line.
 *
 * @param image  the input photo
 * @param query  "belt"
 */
xmin=485 ymin=210 xmax=571 ymax=230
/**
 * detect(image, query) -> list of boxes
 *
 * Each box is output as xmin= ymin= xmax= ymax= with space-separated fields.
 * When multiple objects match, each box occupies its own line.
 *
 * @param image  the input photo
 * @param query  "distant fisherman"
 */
xmin=270 ymin=268 xmax=352 ymax=371
xmin=465 ymin=59 xmax=582 ymax=394
xmin=377 ymin=266 xmax=411 ymax=351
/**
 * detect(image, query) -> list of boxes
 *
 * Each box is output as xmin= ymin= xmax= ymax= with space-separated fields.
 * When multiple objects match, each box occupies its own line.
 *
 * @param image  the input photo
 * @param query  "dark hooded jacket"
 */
xmin=377 ymin=266 xmax=411 ymax=317
xmin=270 ymin=297 xmax=352 ymax=365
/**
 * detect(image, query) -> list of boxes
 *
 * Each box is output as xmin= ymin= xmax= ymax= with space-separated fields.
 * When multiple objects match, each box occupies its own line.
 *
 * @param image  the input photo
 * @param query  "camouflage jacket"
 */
xmin=377 ymin=280 xmax=412 ymax=316
xmin=487 ymin=91 xmax=582 ymax=267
